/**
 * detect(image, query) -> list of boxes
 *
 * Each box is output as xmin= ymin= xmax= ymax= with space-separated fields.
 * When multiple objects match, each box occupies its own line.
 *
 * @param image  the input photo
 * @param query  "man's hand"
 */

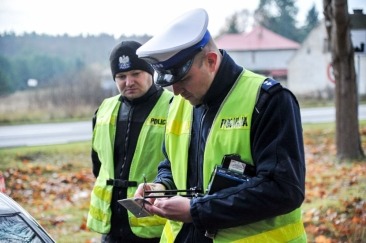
xmin=134 ymin=182 xmax=166 ymax=205
xmin=134 ymin=183 xmax=193 ymax=222
xmin=146 ymin=196 xmax=193 ymax=223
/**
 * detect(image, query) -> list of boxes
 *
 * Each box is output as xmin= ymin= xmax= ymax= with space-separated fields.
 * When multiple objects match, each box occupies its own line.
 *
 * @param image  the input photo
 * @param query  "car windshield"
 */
xmin=0 ymin=214 xmax=44 ymax=243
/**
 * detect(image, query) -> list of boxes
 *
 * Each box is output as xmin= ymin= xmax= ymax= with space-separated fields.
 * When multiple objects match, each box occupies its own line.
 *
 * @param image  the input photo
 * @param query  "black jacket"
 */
xmin=92 ymin=84 xmax=166 ymax=242
xmin=155 ymin=51 xmax=306 ymax=243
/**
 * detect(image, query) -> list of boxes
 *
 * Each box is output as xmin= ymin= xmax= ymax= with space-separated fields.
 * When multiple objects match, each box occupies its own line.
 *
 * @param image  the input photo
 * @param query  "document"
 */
xmin=118 ymin=198 xmax=152 ymax=218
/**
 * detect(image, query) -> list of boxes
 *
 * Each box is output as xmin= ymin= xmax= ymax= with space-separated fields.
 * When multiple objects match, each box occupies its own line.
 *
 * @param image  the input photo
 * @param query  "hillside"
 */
xmin=0 ymin=32 xmax=151 ymax=65
xmin=0 ymin=32 xmax=152 ymax=95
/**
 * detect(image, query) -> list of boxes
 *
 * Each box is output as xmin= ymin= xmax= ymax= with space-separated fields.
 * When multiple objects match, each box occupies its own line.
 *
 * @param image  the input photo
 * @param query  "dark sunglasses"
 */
xmin=144 ymin=46 xmax=204 ymax=87
xmin=154 ymin=58 xmax=194 ymax=87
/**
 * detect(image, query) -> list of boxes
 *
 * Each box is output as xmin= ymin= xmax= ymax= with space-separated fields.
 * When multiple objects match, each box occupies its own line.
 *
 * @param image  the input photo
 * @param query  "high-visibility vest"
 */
xmin=87 ymin=90 xmax=171 ymax=238
xmin=162 ymin=70 xmax=307 ymax=242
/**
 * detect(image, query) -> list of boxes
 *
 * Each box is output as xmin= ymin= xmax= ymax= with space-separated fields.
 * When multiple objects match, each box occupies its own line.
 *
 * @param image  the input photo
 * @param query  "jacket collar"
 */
xmin=200 ymin=50 xmax=243 ymax=108
xmin=120 ymin=84 xmax=161 ymax=105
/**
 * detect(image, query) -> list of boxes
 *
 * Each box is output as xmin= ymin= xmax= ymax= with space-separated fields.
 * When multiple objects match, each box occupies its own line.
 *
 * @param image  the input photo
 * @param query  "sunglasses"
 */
xmin=144 ymin=46 xmax=204 ymax=87
xmin=154 ymin=58 xmax=194 ymax=87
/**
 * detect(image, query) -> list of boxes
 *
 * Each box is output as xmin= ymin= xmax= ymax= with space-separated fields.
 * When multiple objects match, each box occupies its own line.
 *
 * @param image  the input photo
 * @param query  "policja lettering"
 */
xmin=220 ymin=116 xmax=248 ymax=129
xmin=149 ymin=117 xmax=166 ymax=126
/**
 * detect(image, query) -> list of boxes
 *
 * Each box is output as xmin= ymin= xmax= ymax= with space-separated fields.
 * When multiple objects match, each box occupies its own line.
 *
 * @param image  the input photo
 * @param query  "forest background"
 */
xmin=0 ymin=1 xmax=320 ymax=124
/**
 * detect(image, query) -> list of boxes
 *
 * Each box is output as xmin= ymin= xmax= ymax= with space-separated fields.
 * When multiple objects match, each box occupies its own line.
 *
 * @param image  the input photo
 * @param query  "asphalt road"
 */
xmin=300 ymin=105 xmax=366 ymax=123
xmin=0 ymin=121 xmax=91 ymax=148
xmin=0 ymin=105 xmax=365 ymax=148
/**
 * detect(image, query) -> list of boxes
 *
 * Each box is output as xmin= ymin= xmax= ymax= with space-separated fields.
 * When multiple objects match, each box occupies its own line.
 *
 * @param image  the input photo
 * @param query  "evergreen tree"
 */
xmin=255 ymin=0 xmax=300 ymax=42
xmin=227 ymin=13 xmax=240 ymax=34
xmin=0 ymin=56 xmax=14 ymax=95
xmin=303 ymin=3 xmax=320 ymax=37
xmin=217 ymin=10 xmax=250 ymax=36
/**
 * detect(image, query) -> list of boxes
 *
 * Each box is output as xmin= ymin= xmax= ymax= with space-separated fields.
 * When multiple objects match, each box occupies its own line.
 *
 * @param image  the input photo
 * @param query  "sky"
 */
xmin=0 ymin=0 xmax=365 ymax=38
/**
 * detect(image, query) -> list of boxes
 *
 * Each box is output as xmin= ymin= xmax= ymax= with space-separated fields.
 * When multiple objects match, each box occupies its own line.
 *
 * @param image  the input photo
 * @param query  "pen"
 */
xmin=143 ymin=194 xmax=201 ymax=198
xmin=144 ymin=189 xmax=196 ymax=194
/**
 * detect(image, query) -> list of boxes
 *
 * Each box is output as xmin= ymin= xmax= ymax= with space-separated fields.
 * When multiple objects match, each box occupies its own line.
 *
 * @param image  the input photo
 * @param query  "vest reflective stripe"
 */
xmin=87 ymin=90 xmax=171 ymax=237
xmin=87 ymin=95 xmax=120 ymax=234
xmin=127 ymin=90 xmax=171 ymax=238
xmin=160 ymin=220 xmax=183 ymax=243
xmin=203 ymin=70 xmax=263 ymax=186
xmin=163 ymin=70 xmax=306 ymax=242
xmin=87 ymin=185 xmax=113 ymax=228
xmin=215 ymin=208 xmax=305 ymax=242
xmin=231 ymin=218 xmax=306 ymax=243
xmin=165 ymin=98 xmax=192 ymax=190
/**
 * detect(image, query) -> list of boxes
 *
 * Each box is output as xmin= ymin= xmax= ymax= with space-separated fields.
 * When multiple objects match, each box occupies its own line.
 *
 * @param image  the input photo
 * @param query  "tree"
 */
xmin=323 ymin=0 xmax=365 ymax=160
xmin=254 ymin=0 xmax=321 ymax=42
xmin=0 ymin=56 xmax=15 ymax=95
xmin=217 ymin=10 xmax=250 ymax=36
xmin=254 ymin=0 xmax=300 ymax=42
xmin=226 ymin=13 xmax=240 ymax=34
xmin=305 ymin=4 xmax=320 ymax=30
xmin=302 ymin=3 xmax=320 ymax=37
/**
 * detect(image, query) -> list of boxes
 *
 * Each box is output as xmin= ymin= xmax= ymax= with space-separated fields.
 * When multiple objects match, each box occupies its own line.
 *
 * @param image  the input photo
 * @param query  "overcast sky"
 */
xmin=0 ymin=0 xmax=365 ymax=38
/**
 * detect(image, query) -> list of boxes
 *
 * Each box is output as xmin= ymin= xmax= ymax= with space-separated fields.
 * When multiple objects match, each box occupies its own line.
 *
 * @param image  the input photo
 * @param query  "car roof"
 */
xmin=0 ymin=192 xmax=32 ymax=216
xmin=0 ymin=192 xmax=56 ymax=242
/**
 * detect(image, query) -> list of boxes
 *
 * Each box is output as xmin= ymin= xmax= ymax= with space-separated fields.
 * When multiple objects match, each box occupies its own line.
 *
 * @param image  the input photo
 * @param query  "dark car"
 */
xmin=0 ymin=192 xmax=55 ymax=242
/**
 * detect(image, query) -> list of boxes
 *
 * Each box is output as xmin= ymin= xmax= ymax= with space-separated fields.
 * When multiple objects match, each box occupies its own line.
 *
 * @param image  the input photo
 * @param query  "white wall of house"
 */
xmin=352 ymin=30 xmax=366 ymax=53
xmin=288 ymin=22 xmax=366 ymax=98
xmin=227 ymin=49 xmax=297 ymax=71
xmin=353 ymin=28 xmax=366 ymax=96
xmin=355 ymin=54 xmax=366 ymax=95
xmin=288 ymin=23 xmax=333 ymax=98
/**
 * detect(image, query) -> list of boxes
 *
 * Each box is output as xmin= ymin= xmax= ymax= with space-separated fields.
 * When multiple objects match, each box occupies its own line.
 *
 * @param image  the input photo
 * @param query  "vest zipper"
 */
xmin=120 ymin=105 xmax=134 ymax=177
xmin=195 ymin=107 xmax=208 ymax=191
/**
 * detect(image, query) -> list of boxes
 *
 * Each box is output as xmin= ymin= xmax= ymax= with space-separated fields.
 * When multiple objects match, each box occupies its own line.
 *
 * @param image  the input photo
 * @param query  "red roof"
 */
xmin=270 ymin=69 xmax=287 ymax=77
xmin=215 ymin=26 xmax=300 ymax=51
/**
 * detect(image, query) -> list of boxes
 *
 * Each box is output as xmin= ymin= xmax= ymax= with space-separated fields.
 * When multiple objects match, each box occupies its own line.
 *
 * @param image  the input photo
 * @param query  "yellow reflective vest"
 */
xmin=161 ymin=70 xmax=307 ymax=242
xmin=87 ymin=90 xmax=171 ymax=238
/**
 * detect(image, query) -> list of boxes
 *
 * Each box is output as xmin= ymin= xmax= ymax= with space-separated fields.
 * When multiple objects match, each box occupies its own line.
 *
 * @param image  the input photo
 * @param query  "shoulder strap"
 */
xmin=255 ymin=78 xmax=282 ymax=113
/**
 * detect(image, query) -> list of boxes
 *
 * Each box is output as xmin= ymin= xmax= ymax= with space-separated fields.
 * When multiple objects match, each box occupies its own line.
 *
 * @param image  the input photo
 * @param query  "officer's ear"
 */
xmin=205 ymin=52 xmax=218 ymax=71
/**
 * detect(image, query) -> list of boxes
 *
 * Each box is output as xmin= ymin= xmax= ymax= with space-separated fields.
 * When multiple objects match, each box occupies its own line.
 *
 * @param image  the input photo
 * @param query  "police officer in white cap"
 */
xmin=135 ymin=8 xmax=307 ymax=243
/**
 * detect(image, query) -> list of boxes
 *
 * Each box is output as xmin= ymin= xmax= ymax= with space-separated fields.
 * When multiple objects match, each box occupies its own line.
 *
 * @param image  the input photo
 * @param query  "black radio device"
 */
xmin=206 ymin=154 xmax=255 ymax=195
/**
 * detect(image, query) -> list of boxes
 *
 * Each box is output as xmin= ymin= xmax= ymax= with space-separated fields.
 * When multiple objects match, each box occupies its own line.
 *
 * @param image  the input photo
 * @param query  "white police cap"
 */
xmin=136 ymin=8 xmax=211 ymax=86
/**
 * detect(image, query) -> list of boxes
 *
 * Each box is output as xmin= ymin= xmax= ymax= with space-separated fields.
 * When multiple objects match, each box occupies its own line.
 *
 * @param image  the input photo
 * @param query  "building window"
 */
xmin=251 ymin=51 xmax=256 ymax=64
xmin=323 ymin=38 xmax=330 ymax=53
xmin=307 ymin=47 xmax=311 ymax=54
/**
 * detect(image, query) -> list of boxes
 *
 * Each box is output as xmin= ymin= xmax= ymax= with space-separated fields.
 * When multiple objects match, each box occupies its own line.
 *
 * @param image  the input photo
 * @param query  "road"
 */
xmin=0 ymin=105 xmax=365 ymax=148
xmin=300 ymin=105 xmax=366 ymax=123
xmin=0 ymin=121 xmax=91 ymax=148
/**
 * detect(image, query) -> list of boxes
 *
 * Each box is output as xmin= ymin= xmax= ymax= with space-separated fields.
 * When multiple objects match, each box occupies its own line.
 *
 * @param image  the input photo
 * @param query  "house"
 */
xmin=215 ymin=25 xmax=300 ymax=84
xmin=287 ymin=9 xmax=366 ymax=98
xmin=287 ymin=22 xmax=332 ymax=98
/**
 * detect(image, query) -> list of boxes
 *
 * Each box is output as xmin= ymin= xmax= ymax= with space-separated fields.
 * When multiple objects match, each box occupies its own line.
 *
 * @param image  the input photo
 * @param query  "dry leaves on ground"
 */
xmin=1 ymin=126 xmax=365 ymax=242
